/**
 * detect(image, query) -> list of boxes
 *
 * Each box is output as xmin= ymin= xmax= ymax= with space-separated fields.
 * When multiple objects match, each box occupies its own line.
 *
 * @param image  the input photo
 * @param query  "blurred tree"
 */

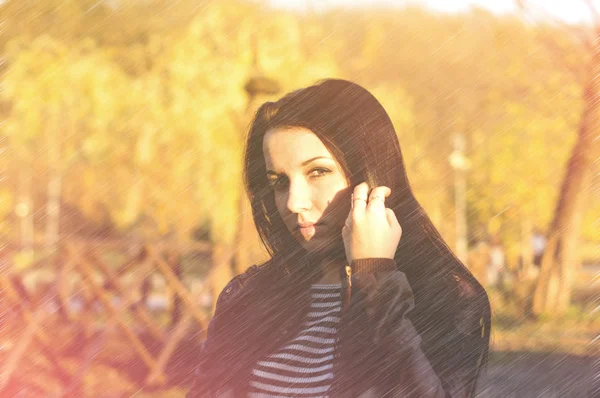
xmin=2 ymin=36 xmax=132 ymax=318
xmin=312 ymin=7 xmax=588 ymax=264
xmin=517 ymin=0 xmax=600 ymax=316
xmin=0 ymin=0 xmax=596 ymax=319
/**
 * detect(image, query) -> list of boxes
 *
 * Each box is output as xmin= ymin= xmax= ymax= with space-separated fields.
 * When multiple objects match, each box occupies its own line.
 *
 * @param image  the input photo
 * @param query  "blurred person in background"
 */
xmin=187 ymin=79 xmax=491 ymax=397
xmin=487 ymin=236 xmax=505 ymax=289
xmin=532 ymin=228 xmax=547 ymax=268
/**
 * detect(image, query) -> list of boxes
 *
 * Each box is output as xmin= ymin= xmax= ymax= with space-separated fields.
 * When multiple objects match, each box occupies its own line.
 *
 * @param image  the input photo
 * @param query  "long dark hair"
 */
xmin=243 ymin=79 xmax=491 ymax=397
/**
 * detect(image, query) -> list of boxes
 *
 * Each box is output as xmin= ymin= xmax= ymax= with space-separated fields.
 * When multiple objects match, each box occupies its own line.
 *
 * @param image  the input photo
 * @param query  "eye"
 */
xmin=309 ymin=168 xmax=331 ymax=178
xmin=268 ymin=176 xmax=288 ymax=191
xmin=267 ymin=168 xmax=331 ymax=191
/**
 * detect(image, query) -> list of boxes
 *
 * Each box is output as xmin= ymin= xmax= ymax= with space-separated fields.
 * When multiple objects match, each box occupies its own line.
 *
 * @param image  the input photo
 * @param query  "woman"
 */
xmin=187 ymin=79 xmax=491 ymax=397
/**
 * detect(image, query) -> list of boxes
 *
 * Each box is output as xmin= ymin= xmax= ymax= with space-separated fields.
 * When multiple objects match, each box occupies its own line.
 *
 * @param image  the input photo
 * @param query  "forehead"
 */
xmin=263 ymin=127 xmax=333 ymax=167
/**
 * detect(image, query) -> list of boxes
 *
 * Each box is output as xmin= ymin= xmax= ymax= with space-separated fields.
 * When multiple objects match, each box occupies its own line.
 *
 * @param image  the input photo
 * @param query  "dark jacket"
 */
xmin=187 ymin=257 xmax=484 ymax=397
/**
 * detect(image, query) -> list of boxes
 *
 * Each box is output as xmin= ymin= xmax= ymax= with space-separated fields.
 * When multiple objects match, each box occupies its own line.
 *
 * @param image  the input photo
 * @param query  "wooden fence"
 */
xmin=0 ymin=239 xmax=214 ymax=396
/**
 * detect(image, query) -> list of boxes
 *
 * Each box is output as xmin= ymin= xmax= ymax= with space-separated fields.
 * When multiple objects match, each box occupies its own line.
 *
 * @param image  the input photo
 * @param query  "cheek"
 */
xmin=322 ymin=189 xmax=338 ymax=207
xmin=323 ymin=183 xmax=351 ymax=221
xmin=325 ymin=179 xmax=348 ymax=203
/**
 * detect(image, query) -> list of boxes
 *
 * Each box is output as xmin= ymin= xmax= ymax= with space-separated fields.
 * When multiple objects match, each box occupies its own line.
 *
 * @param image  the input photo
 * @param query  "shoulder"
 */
xmin=214 ymin=261 xmax=272 ymax=311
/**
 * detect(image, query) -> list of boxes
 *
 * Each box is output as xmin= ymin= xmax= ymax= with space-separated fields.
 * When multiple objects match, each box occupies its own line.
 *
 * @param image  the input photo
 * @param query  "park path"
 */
xmin=477 ymin=351 xmax=598 ymax=397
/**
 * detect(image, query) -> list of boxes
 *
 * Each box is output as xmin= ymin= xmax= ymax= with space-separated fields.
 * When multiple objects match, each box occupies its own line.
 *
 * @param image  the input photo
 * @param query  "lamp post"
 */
xmin=244 ymin=76 xmax=281 ymax=111
xmin=448 ymin=133 xmax=471 ymax=264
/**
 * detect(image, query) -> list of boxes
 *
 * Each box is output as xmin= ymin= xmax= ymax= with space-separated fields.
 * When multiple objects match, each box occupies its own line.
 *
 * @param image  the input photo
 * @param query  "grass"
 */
xmin=487 ymin=286 xmax=600 ymax=356
xmin=4 ymin=279 xmax=598 ymax=396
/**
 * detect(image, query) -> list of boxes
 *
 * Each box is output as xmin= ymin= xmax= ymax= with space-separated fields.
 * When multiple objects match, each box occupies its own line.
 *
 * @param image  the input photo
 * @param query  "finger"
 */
xmin=352 ymin=182 xmax=369 ymax=214
xmin=367 ymin=186 xmax=391 ymax=211
xmin=368 ymin=186 xmax=391 ymax=201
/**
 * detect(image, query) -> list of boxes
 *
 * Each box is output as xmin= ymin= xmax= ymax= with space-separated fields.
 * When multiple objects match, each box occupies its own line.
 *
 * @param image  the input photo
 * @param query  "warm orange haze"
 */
xmin=0 ymin=0 xmax=598 ymax=396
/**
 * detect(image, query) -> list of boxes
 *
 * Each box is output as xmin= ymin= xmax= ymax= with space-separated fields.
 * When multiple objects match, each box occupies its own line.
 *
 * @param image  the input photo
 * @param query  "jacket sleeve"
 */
xmin=186 ymin=276 xmax=244 ymax=398
xmin=350 ymin=258 xmax=483 ymax=398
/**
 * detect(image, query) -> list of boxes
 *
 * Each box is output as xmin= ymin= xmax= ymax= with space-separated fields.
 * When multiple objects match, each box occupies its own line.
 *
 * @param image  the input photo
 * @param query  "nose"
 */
xmin=286 ymin=178 xmax=312 ymax=214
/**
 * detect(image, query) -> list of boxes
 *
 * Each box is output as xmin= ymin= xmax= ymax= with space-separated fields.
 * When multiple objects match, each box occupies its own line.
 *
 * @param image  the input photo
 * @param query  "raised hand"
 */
xmin=342 ymin=182 xmax=402 ymax=264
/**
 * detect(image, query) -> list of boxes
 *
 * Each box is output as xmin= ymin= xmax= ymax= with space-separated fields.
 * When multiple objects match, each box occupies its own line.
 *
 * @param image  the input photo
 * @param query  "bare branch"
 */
xmin=516 ymin=0 xmax=594 ymax=49
xmin=515 ymin=0 xmax=592 ymax=82
xmin=583 ymin=0 xmax=600 ymax=25
xmin=538 ymin=32 xmax=587 ymax=83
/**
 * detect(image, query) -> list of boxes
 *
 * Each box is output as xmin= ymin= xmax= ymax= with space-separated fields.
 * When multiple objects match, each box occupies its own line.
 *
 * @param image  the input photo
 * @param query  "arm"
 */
xmin=351 ymin=258 xmax=484 ymax=398
xmin=186 ymin=277 xmax=244 ymax=398
xmin=187 ymin=316 xmax=218 ymax=398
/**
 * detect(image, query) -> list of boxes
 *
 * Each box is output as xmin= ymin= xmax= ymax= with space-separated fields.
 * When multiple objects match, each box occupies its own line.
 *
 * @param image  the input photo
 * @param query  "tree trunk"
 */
xmin=45 ymin=110 xmax=62 ymax=253
xmin=46 ymin=113 xmax=70 ymax=320
xmin=555 ymin=181 xmax=587 ymax=311
xmin=531 ymin=35 xmax=600 ymax=317
xmin=17 ymin=167 xmax=34 ymax=260
xmin=520 ymin=218 xmax=533 ymax=280
xmin=45 ymin=168 xmax=62 ymax=252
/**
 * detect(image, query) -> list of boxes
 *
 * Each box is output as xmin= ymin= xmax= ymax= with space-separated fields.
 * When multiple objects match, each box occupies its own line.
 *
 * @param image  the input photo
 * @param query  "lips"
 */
xmin=299 ymin=225 xmax=316 ymax=240
xmin=297 ymin=221 xmax=321 ymax=240
xmin=297 ymin=222 xmax=317 ymax=229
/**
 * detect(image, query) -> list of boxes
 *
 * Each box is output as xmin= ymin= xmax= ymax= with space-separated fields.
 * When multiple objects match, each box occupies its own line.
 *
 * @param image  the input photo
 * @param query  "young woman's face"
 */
xmin=263 ymin=127 xmax=351 ymax=253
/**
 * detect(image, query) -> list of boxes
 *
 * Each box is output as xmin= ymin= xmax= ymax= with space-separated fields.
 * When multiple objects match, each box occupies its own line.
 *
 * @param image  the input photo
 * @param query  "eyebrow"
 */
xmin=266 ymin=156 xmax=333 ymax=176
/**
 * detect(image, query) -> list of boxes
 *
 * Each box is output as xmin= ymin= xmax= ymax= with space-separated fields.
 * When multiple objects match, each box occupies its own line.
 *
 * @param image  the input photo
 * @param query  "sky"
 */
xmin=267 ymin=0 xmax=594 ymax=24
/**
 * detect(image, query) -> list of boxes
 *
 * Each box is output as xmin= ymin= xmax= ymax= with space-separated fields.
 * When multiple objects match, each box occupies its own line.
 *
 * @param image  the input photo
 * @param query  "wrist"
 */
xmin=350 ymin=258 xmax=397 ymax=274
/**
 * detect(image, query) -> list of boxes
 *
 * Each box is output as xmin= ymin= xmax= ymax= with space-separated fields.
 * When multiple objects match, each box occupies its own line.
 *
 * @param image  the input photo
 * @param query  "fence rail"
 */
xmin=0 ymin=239 xmax=212 ymax=396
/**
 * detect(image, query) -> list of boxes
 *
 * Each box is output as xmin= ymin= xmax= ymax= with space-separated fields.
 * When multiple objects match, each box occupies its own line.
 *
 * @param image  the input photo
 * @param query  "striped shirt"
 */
xmin=248 ymin=283 xmax=342 ymax=397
